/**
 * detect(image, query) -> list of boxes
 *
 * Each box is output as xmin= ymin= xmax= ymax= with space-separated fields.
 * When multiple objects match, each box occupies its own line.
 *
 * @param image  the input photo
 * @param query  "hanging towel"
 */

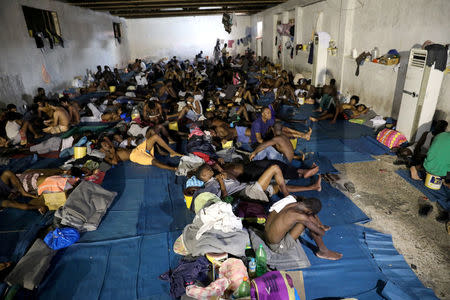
xmin=308 ymin=42 xmax=314 ymax=64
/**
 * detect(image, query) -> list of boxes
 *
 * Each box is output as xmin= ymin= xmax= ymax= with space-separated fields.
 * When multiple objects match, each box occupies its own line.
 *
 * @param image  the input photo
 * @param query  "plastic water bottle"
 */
xmin=131 ymin=106 xmax=140 ymax=121
xmin=237 ymin=277 xmax=251 ymax=298
xmin=249 ymin=258 xmax=256 ymax=279
xmin=256 ymin=244 xmax=267 ymax=277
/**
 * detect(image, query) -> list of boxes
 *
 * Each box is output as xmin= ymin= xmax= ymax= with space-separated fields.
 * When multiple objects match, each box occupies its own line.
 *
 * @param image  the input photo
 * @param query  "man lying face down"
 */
xmin=265 ymin=195 xmax=342 ymax=260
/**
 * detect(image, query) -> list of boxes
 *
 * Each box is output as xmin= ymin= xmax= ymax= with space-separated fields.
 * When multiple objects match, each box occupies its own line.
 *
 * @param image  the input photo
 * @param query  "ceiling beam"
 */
xmin=82 ymin=1 xmax=282 ymax=11
xmin=111 ymin=8 xmax=260 ymax=18
xmin=68 ymin=0 xmax=285 ymax=6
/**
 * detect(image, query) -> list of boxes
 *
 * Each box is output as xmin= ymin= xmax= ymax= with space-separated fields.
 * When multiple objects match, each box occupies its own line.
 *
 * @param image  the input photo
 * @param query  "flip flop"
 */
xmin=344 ymin=182 xmax=356 ymax=194
xmin=418 ymin=204 xmax=433 ymax=217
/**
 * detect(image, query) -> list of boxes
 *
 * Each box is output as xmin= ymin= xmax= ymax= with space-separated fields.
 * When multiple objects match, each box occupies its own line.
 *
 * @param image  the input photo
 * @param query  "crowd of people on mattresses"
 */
xmin=0 ymin=44 xmax=448 ymax=299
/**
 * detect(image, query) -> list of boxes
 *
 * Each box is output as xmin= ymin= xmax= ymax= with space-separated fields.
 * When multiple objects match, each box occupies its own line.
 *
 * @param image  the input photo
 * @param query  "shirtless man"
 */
xmin=99 ymin=137 xmax=131 ymax=165
xmin=61 ymin=98 xmax=80 ymax=125
xmin=129 ymin=133 xmax=182 ymax=171
xmin=250 ymin=122 xmax=312 ymax=164
xmin=43 ymin=101 xmax=70 ymax=134
xmin=143 ymin=100 xmax=164 ymax=124
xmin=194 ymin=163 xmax=321 ymax=202
xmin=265 ymin=195 xmax=342 ymax=260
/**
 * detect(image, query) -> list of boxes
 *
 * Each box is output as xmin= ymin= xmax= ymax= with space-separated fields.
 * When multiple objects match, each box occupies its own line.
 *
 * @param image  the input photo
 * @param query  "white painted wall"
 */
xmin=126 ymin=15 xmax=251 ymax=62
xmin=251 ymin=0 xmax=450 ymax=122
xmin=0 ymin=0 xmax=130 ymax=107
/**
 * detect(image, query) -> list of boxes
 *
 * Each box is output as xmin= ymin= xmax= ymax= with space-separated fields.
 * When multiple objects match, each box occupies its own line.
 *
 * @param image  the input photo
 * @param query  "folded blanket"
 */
xmin=54 ymin=180 xmax=117 ymax=231
xmin=183 ymin=216 xmax=249 ymax=257
xmin=5 ymin=239 xmax=57 ymax=290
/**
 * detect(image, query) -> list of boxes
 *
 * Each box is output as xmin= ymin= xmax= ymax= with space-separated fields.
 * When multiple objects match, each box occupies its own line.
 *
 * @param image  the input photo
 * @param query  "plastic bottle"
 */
xmin=237 ymin=277 xmax=251 ymax=298
xmin=131 ymin=106 xmax=140 ymax=121
xmin=248 ymin=258 xmax=256 ymax=279
xmin=207 ymin=99 xmax=215 ymax=111
xmin=256 ymin=244 xmax=267 ymax=277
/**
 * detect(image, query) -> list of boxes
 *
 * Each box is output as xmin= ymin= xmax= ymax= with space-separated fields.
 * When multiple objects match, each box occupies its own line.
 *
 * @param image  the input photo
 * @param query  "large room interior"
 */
xmin=0 ymin=0 xmax=449 ymax=299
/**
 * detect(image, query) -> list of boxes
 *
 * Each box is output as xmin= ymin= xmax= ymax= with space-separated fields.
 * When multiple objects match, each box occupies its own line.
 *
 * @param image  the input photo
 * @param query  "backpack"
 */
xmin=44 ymin=227 xmax=80 ymax=250
xmin=376 ymin=128 xmax=407 ymax=149
xmin=251 ymin=271 xmax=297 ymax=300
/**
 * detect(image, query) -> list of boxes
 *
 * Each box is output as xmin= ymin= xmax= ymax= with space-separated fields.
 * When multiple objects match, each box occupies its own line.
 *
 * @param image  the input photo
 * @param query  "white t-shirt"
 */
xmin=135 ymin=74 xmax=148 ymax=86
xmin=140 ymin=61 xmax=146 ymax=71
xmin=5 ymin=121 xmax=21 ymax=145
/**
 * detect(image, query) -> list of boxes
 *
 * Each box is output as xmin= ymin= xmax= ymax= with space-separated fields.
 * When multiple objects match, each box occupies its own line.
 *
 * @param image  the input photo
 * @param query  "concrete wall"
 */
xmin=251 ymin=0 xmax=450 ymax=122
xmin=0 ymin=0 xmax=130 ymax=108
xmin=126 ymin=15 xmax=251 ymax=62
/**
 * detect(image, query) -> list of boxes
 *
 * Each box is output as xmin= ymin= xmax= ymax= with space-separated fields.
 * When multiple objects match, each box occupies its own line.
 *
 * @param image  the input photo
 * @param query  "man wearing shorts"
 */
xmin=265 ymin=195 xmax=342 ymax=260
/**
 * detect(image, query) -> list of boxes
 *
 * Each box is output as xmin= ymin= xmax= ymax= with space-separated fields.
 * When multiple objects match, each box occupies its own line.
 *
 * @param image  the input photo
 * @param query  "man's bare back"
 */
xmin=265 ymin=203 xmax=316 ymax=244
xmin=272 ymin=135 xmax=294 ymax=162
xmin=54 ymin=107 xmax=70 ymax=127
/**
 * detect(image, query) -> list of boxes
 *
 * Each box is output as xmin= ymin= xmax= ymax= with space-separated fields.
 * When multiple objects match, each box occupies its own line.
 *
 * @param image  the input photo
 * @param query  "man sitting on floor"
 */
xmin=5 ymin=112 xmax=42 ymax=146
xmin=61 ymin=97 xmax=80 ymax=126
xmin=410 ymin=131 xmax=450 ymax=181
xmin=43 ymin=100 xmax=70 ymax=134
xmin=265 ymin=195 xmax=342 ymax=260
xmin=251 ymin=106 xmax=275 ymax=145
xmin=250 ymin=122 xmax=310 ymax=163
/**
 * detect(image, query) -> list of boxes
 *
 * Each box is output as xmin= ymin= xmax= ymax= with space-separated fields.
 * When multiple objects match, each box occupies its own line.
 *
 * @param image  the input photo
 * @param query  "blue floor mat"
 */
xmin=31 ymin=160 xmax=437 ymax=299
xmin=286 ymin=178 xmax=370 ymax=226
xmin=396 ymin=169 xmax=450 ymax=211
xmin=300 ymin=224 xmax=437 ymax=300
xmin=342 ymin=136 xmax=392 ymax=156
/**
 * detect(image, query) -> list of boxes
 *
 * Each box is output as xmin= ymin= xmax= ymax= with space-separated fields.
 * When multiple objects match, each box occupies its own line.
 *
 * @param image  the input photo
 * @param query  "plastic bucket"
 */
xmin=222 ymin=140 xmax=233 ymax=149
xmin=169 ymin=121 xmax=179 ymax=131
xmin=425 ymin=173 xmax=442 ymax=190
xmin=109 ymin=86 xmax=116 ymax=93
xmin=184 ymin=194 xmax=193 ymax=209
xmin=290 ymin=138 xmax=298 ymax=150
xmin=74 ymin=146 xmax=87 ymax=159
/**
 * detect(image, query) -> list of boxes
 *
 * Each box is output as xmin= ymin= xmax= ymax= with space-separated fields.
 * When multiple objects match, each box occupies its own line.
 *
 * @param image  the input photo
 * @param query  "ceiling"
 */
xmin=65 ymin=0 xmax=289 ymax=18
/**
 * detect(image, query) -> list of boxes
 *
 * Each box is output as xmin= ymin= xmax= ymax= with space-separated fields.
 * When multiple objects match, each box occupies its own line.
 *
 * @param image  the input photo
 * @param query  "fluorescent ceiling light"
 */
xmin=160 ymin=8 xmax=183 ymax=11
xmin=199 ymin=6 xmax=222 ymax=10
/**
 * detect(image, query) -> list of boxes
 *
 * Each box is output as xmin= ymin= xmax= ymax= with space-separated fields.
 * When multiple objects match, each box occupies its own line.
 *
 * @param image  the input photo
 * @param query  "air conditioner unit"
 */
xmin=311 ymin=32 xmax=330 ymax=87
xmin=396 ymin=49 xmax=444 ymax=142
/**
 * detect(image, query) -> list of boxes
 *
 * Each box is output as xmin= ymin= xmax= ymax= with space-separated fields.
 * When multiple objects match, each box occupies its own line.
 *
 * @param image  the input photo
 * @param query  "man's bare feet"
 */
xmin=316 ymin=249 xmax=343 ymax=260
xmin=304 ymin=127 xmax=312 ymax=141
xmin=321 ymin=225 xmax=331 ymax=231
xmin=312 ymin=175 xmax=322 ymax=192
xmin=309 ymin=116 xmax=318 ymax=122
xmin=410 ymin=166 xmax=421 ymax=180
xmin=34 ymin=134 xmax=44 ymax=139
xmin=38 ymin=206 xmax=48 ymax=215
xmin=303 ymin=163 xmax=319 ymax=178
xmin=0 ymin=262 xmax=12 ymax=271
xmin=170 ymin=152 xmax=183 ymax=157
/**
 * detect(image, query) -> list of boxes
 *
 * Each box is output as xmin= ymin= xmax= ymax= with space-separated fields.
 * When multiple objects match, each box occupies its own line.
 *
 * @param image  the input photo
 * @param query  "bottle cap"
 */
xmin=259 ymin=244 xmax=263 ymax=247
xmin=243 ymin=277 xmax=248 ymax=281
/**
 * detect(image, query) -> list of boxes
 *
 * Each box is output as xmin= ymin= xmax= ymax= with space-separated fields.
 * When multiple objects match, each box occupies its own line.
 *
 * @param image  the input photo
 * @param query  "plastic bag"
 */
xmin=44 ymin=227 xmax=80 ymax=250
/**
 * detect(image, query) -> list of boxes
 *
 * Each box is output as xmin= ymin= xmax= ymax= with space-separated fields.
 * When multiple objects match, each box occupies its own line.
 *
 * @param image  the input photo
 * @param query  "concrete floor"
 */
xmin=334 ymin=156 xmax=450 ymax=299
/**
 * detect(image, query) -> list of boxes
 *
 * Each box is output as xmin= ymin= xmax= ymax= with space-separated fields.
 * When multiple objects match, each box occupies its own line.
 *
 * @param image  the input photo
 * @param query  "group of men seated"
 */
xmin=1 ymin=50 xmax=385 ymax=275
